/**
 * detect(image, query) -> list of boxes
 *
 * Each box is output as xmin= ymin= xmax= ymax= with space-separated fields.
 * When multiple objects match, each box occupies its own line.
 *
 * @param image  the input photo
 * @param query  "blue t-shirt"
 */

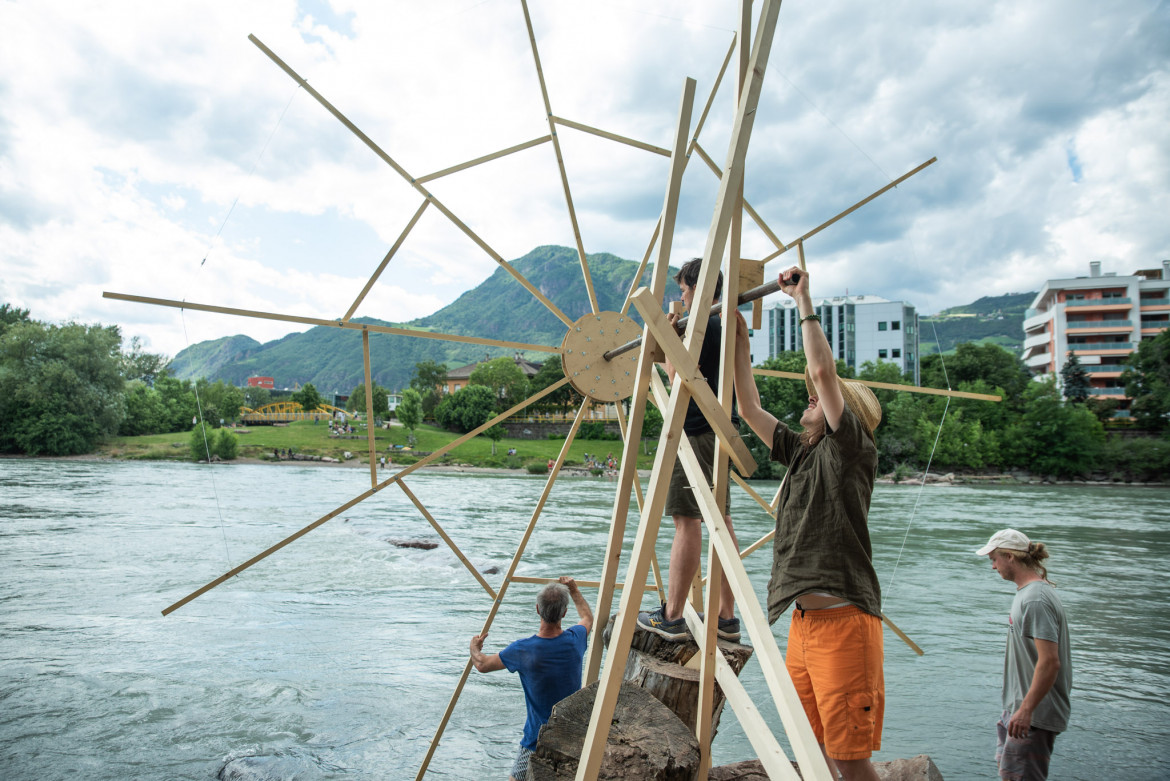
xmin=498 ymin=624 xmax=588 ymax=749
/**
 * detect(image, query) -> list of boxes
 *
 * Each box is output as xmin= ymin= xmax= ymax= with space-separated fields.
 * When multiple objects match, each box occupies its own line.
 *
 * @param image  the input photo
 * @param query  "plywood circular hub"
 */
xmin=560 ymin=311 xmax=641 ymax=401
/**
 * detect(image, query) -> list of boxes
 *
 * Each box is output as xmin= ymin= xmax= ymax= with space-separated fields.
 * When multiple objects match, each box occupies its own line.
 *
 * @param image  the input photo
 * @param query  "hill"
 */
xmin=919 ymin=291 xmax=1036 ymax=355
xmin=170 ymin=246 xmax=679 ymax=394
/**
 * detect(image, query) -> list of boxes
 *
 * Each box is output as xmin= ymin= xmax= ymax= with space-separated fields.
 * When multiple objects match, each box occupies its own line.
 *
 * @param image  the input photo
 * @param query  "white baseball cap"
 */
xmin=975 ymin=528 xmax=1031 ymax=556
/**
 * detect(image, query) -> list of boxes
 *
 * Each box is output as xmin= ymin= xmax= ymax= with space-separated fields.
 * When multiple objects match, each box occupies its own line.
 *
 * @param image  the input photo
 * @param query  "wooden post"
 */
xmin=362 ymin=329 xmax=377 ymax=489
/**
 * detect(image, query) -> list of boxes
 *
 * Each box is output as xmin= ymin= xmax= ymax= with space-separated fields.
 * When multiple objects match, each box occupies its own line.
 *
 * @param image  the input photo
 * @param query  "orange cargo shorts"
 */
xmin=786 ymin=604 xmax=884 ymax=761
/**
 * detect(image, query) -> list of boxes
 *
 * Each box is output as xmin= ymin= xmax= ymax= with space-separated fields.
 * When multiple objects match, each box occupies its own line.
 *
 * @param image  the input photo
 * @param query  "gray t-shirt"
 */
xmin=1003 ymin=580 xmax=1073 ymax=733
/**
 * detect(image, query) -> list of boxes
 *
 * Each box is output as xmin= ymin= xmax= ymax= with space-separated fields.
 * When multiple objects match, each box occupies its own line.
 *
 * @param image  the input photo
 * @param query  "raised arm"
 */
xmin=559 ymin=576 xmax=594 ymax=633
xmin=784 ymin=268 xmax=844 ymax=432
xmin=732 ymin=311 xmax=778 ymax=448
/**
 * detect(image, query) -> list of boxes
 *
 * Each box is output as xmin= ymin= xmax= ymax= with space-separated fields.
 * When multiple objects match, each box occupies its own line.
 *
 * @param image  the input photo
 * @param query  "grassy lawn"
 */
xmin=100 ymin=420 xmax=657 ymax=470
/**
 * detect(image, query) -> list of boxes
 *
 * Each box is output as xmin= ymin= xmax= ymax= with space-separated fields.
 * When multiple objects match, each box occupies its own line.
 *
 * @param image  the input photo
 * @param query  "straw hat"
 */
xmin=804 ymin=367 xmax=882 ymax=433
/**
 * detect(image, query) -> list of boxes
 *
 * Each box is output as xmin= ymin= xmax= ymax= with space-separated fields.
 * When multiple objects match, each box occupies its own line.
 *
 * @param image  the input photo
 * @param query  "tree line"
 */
xmin=3 ymin=301 xmax=1166 ymax=479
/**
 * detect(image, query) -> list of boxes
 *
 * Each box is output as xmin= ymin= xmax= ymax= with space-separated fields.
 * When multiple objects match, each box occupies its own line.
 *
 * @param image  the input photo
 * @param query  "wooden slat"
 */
xmin=162 ymin=378 xmax=572 ymax=616
xmin=675 ymin=438 xmax=833 ymax=781
xmin=362 ymin=329 xmax=378 ymax=488
xmin=510 ymin=575 xmax=661 ymax=592
xmin=414 ymin=135 xmax=552 ymax=184
xmin=343 ymin=199 xmax=429 ymax=322
xmin=630 ymin=288 xmax=756 ymax=476
xmin=552 ymin=115 xmax=671 ymax=156
xmin=693 ymin=142 xmax=786 ymax=253
xmin=751 ymin=367 xmax=1002 ymax=402
xmin=584 ymin=76 xmax=697 ymax=687
xmin=247 ymin=34 xmax=575 ymax=329
xmin=520 ymin=0 xmax=599 ymax=314
xmin=760 ymin=157 xmax=939 ymax=264
xmin=413 ymin=397 xmax=592 ymax=781
xmin=103 ymin=291 xmax=559 ymax=354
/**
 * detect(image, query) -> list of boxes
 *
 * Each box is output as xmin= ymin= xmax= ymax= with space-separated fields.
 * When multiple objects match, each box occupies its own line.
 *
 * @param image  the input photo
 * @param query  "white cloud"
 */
xmin=1 ymin=0 xmax=1166 ymax=358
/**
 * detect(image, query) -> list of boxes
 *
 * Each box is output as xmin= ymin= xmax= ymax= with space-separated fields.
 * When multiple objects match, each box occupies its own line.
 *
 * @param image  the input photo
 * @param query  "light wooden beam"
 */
xmin=103 ymin=291 xmax=559 ymax=355
xmin=584 ymin=76 xmax=697 ymax=687
xmin=520 ymin=0 xmax=599 ymax=314
xmin=343 ymin=199 xmax=429 ymax=323
xmin=631 ymin=288 xmax=756 ymax=476
xmin=362 ymin=329 xmax=378 ymax=489
xmin=552 ymin=115 xmax=671 ymax=157
xmin=162 ymin=377 xmax=572 ymax=616
xmin=247 ymin=33 xmax=575 ymax=328
xmin=760 ymin=157 xmax=938 ymax=264
xmin=397 ymin=479 xmax=497 ymax=599
xmin=413 ymin=398 xmax=591 ymax=781
xmin=414 ymin=135 xmax=552 ymax=184
xmin=752 ymin=367 xmax=1002 ymax=402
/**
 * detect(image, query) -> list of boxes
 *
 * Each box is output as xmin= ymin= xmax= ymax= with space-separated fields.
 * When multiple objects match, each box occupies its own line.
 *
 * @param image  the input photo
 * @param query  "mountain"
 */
xmin=170 ymin=246 xmax=680 ymax=393
xmin=919 ymin=292 xmax=1036 ymax=355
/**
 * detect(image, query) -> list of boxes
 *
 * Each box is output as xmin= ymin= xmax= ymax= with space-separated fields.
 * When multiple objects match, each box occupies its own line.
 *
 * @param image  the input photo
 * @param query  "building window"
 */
xmin=892 ymin=349 xmax=901 ymax=358
xmin=892 ymin=320 xmax=900 ymax=330
xmin=878 ymin=322 xmax=887 ymax=331
xmin=454 ymin=383 xmax=461 ymax=392
xmin=878 ymin=349 xmax=888 ymax=359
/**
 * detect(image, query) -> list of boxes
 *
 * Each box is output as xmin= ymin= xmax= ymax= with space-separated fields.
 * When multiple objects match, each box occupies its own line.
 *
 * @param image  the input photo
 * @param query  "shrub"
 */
xmin=526 ymin=461 xmax=550 ymax=475
xmin=189 ymin=422 xmax=215 ymax=461
xmin=215 ymin=428 xmax=238 ymax=460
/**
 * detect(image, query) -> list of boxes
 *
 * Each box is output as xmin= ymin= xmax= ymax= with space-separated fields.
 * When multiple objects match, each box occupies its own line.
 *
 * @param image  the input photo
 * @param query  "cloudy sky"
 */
xmin=2 ymin=0 xmax=1167 ymax=357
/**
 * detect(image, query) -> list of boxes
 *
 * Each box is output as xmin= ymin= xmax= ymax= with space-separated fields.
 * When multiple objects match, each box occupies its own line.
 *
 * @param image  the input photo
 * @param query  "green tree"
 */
xmin=485 ymin=423 xmax=505 ymax=455
xmin=154 ymin=374 xmax=198 ymax=431
xmin=0 ymin=319 xmax=126 ymax=455
xmin=291 ymin=383 xmax=324 ymax=415
xmin=469 ymin=357 xmax=529 ymax=412
xmin=196 ymin=379 xmax=245 ymax=425
xmin=0 ymin=303 xmax=32 ymax=337
xmin=120 ymin=381 xmax=168 ymax=436
xmin=189 ymin=421 xmax=215 ymax=461
xmin=120 ymin=335 xmax=169 ymax=386
xmin=215 ymin=427 xmax=239 ymax=460
xmin=1122 ymin=329 xmax=1170 ymax=431
xmin=435 ymin=384 xmax=497 ymax=433
xmin=753 ymin=351 xmax=809 ymax=429
xmin=1001 ymin=377 xmax=1105 ymax=476
xmin=242 ymin=385 xmax=271 ymax=410
xmin=397 ymin=388 xmax=423 ymax=443
xmin=530 ymin=355 xmax=580 ymax=414
xmin=410 ymin=360 xmax=448 ymax=417
xmin=347 ymin=383 xmax=390 ymax=419
xmin=1060 ymin=351 xmax=1090 ymax=403
xmin=921 ymin=343 xmax=1031 ymax=409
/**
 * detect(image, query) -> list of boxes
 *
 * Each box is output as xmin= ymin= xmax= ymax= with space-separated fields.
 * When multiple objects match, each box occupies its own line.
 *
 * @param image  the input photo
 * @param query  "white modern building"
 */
xmin=748 ymin=295 xmax=920 ymax=384
xmin=1022 ymin=260 xmax=1170 ymax=412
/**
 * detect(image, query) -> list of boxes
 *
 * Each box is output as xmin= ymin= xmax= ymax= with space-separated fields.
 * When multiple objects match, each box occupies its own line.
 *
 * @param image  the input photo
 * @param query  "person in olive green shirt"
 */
xmin=732 ymin=267 xmax=885 ymax=781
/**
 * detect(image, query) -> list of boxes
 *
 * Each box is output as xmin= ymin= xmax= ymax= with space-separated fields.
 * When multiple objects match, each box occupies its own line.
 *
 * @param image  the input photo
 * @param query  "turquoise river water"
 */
xmin=1 ymin=459 xmax=1168 ymax=780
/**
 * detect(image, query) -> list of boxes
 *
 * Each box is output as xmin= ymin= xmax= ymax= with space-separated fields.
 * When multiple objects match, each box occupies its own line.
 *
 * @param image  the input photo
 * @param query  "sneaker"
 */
xmin=694 ymin=611 xmax=742 ymax=642
xmin=717 ymin=616 xmax=741 ymax=642
xmin=636 ymin=604 xmax=690 ymax=642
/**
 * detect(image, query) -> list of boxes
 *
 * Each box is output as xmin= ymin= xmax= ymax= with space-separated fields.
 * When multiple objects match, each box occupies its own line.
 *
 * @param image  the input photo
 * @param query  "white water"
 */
xmin=1 ymin=459 xmax=1168 ymax=780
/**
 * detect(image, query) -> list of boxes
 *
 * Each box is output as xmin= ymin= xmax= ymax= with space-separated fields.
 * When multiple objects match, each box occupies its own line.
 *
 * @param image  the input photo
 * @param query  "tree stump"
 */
xmin=603 ymin=613 xmax=755 ymax=738
xmin=528 ymin=681 xmax=700 ymax=781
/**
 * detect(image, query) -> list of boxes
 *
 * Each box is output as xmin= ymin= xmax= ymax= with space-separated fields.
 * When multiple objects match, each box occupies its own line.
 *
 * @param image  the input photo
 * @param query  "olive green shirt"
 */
xmin=768 ymin=405 xmax=881 ymax=622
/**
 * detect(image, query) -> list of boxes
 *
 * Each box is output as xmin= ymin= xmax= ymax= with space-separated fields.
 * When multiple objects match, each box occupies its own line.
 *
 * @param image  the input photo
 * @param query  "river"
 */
xmin=1 ymin=459 xmax=1168 ymax=780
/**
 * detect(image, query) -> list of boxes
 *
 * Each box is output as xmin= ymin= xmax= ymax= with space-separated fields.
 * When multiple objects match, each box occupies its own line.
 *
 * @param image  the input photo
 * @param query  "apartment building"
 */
xmin=748 ymin=295 xmax=920 ymax=384
xmin=1022 ymin=260 xmax=1170 ymax=413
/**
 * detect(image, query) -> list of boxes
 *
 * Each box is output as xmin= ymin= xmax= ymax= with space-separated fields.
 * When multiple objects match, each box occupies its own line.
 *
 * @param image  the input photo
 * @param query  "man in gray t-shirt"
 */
xmin=976 ymin=529 xmax=1072 ymax=781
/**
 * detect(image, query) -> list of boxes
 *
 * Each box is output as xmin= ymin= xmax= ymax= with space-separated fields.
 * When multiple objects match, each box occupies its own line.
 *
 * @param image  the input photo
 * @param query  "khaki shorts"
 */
xmin=786 ymin=605 xmax=885 ymax=761
xmin=664 ymin=430 xmax=732 ymax=518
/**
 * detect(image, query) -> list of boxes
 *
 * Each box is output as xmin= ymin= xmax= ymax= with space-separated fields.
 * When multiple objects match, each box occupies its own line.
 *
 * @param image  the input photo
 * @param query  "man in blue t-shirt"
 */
xmin=470 ymin=576 xmax=593 ymax=781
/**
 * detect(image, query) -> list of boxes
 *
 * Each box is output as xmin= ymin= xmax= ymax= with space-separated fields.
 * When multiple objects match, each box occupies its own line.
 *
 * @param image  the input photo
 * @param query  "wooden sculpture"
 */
xmin=103 ymin=3 xmax=992 ymax=780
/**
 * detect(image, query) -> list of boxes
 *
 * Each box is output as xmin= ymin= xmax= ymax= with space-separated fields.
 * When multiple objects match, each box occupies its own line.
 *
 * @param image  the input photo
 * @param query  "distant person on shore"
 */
xmin=731 ymin=267 xmax=885 ymax=781
xmin=977 ymin=529 xmax=1072 ymax=781
xmin=637 ymin=257 xmax=742 ymax=645
xmin=470 ymin=576 xmax=593 ymax=781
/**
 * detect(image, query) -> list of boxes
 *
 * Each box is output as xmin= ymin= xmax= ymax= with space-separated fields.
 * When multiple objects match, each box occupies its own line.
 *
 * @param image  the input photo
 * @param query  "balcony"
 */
xmin=1023 ymin=333 xmax=1050 ymax=350
xmin=1084 ymin=365 xmax=1126 ymax=373
xmin=1088 ymin=387 xmax=1126 ymax=396
xmin=1072 ymin=342 xmax=1135 ymax=353
xmin=1066 ymin=320 xmax=1132 ymax=328
xmin=1066 ymin=297 xmax=1131 ymax=306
